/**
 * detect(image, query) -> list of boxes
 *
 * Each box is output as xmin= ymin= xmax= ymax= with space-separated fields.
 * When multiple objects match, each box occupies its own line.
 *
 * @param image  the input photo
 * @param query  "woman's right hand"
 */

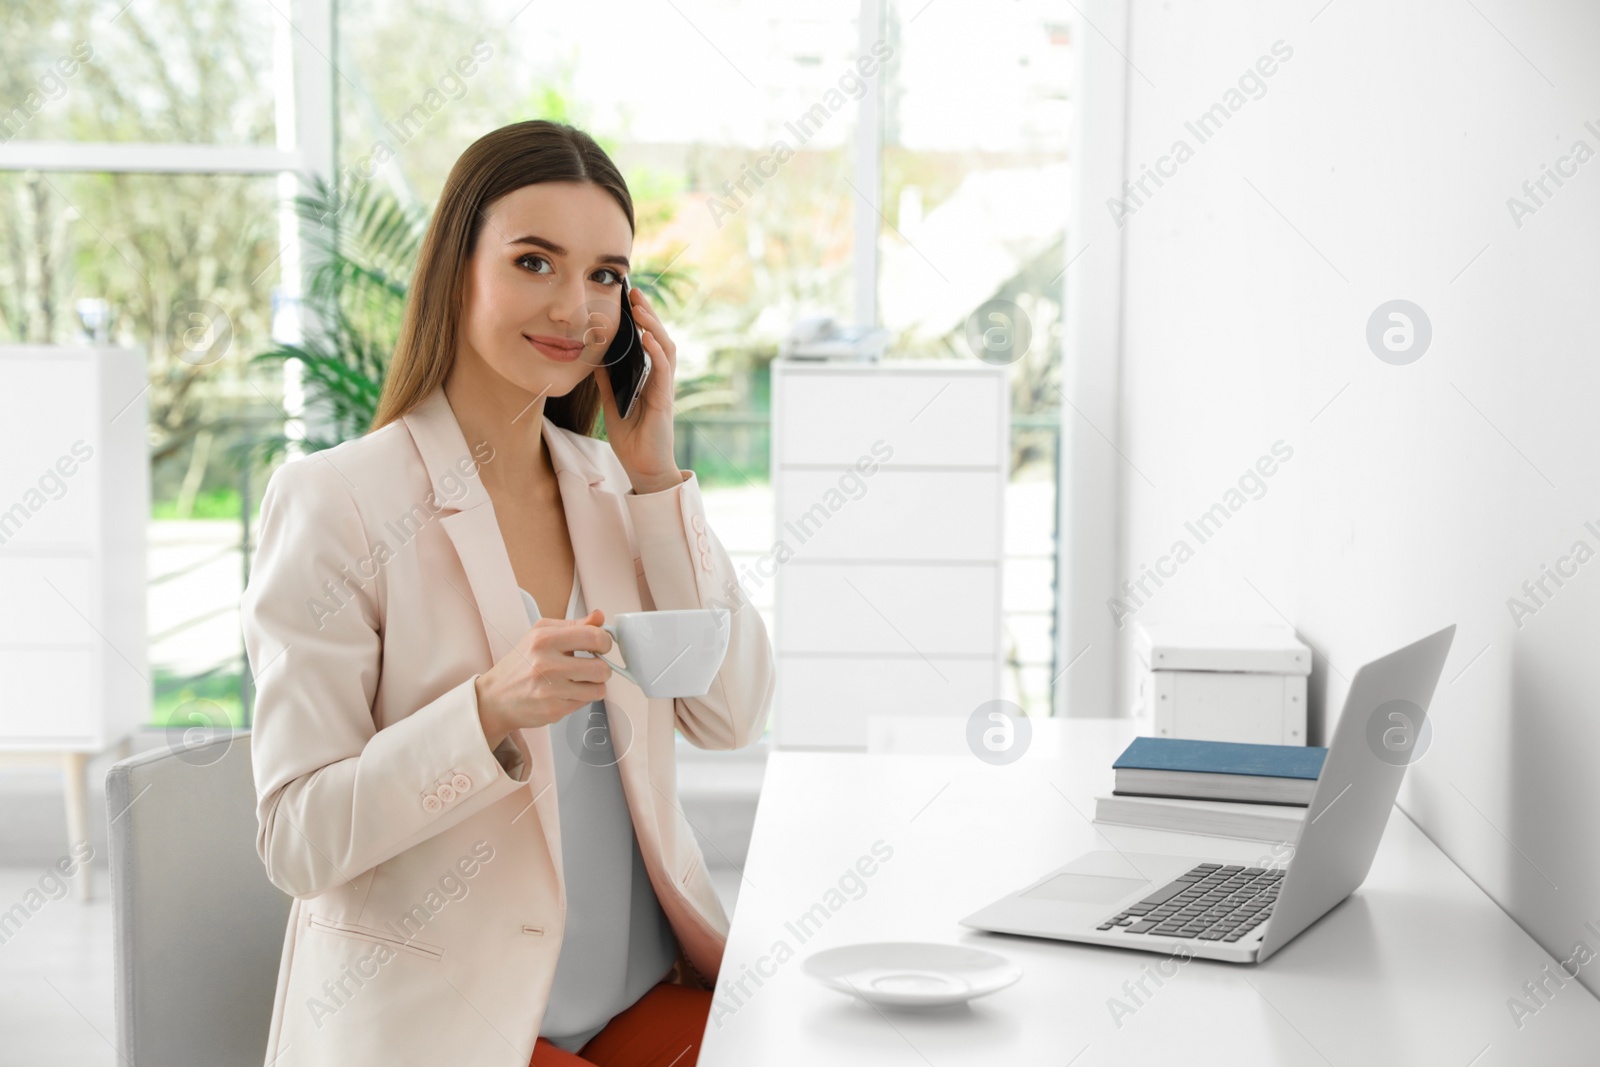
xmin=474 ymin=608 xmax=614 ymax=749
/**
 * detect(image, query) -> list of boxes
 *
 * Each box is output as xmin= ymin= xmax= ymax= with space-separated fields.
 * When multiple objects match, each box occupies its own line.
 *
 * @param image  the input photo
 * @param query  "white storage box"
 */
xmin=1132 ymin=623 xmax=1311 ymax=745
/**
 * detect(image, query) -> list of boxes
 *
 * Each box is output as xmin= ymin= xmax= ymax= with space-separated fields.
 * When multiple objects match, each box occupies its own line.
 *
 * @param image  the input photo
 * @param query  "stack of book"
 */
xmin=1093 ymin=736 xmax=1327 ymax=843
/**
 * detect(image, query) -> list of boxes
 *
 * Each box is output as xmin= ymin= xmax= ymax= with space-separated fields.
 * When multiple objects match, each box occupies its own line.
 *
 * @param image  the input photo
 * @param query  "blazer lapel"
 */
xmin=400 ymin=386 xmax=660 ymax=898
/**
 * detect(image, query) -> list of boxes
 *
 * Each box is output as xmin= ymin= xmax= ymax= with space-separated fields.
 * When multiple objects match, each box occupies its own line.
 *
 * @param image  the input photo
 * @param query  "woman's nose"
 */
xmin=545 ymin=276 xmax=591 ymax=331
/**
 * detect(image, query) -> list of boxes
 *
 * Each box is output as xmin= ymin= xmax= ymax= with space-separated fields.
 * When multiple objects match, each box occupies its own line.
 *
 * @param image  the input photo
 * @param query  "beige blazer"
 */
xmin=240 ymin=385 xmax=774 ymax=1066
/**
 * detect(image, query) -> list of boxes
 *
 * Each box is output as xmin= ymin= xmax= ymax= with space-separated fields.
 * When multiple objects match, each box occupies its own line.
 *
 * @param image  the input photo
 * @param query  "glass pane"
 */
xmin=1 ymin=0 xmax=278 ymax=144
xmin=0 ymin=169 xmax=287 ymax=728
xmin=882 ymin=0 xmax=1072 ymax=714
xmin=335 ymin=0 xmax=861 ymax=334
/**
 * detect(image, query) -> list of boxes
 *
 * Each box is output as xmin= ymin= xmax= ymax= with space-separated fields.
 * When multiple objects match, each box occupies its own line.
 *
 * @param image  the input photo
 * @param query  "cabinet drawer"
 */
xmin=0 ymin=556 xmax=96 ymax=644
xmin=775 ymin=470 xmax=1001 ymax=561
xmin=0 ymin=360 xmax=101 ymax=549
xmin=776 ymin=562 xmax=998 ymax=656
xmin=0 ymin=647 xmax=97 ymax=742
xmin=777 ymin=369 xmax=1004 ymax=468
xmin=775 ymin=654 xmax=999 ymax=749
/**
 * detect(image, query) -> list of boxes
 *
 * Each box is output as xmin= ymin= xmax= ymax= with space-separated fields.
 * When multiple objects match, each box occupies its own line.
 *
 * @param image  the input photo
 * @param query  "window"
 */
xmin=2 ymin=0 xmax=1076 ymax=726
xmin=2 ymin=0 xmax=317 ymax=729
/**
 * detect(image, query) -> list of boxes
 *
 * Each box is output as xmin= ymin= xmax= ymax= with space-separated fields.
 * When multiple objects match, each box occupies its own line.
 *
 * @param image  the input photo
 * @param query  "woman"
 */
xmin=241 ymin=120 xmax=775 ymax=1067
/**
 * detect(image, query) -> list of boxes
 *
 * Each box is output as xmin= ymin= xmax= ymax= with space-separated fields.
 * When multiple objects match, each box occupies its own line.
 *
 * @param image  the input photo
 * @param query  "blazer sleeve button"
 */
xmin=691 ymin=514 xmax=706 ymax=534
xmin=699 ymin=551 xmax=713 ymax=570
xmin=422 ymin=793 xmax=443 ymax=814
xmin=436 ymin=783 xmax=457 ymax=804
xmin=451 ymin=773 xmax=472 ymax=793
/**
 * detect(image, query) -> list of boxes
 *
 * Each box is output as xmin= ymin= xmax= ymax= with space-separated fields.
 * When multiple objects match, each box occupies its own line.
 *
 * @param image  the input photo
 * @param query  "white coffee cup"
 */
xmin=593 ymin=608 xmax=731 ymax=698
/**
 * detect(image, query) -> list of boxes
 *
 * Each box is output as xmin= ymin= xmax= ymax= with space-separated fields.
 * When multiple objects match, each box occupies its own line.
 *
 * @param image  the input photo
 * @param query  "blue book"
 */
xmin=1111 ymin=737 xmax=1327 ymax=806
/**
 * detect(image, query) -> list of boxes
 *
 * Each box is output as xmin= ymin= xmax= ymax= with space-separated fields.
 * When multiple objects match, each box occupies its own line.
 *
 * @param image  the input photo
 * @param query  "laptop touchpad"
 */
xmin=1021 ymin=873 xmax=1149 ymax=904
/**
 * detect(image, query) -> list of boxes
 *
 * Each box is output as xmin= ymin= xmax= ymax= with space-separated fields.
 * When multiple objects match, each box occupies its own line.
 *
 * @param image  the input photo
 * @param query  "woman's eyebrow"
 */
xmin=507 ymin=234 xmax=630 ymax=269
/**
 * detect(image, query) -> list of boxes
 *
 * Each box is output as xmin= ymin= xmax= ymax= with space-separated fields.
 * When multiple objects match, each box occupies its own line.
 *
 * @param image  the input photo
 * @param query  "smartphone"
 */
xmin=602 ymin=275 xmax=652 ymax=421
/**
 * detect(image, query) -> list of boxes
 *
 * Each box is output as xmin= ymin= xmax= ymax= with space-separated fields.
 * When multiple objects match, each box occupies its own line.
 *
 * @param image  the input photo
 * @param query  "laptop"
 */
xmin=958 ymin=624 xmax=1455 ymax=964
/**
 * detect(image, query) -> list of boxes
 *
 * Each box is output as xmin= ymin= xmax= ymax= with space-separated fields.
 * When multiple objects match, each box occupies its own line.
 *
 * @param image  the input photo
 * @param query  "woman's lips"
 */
xmin=525 ymin=334 xmax=584 ymax=363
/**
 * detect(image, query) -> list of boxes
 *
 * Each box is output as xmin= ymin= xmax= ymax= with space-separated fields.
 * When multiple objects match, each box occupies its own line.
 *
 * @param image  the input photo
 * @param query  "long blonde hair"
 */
xmin=370 ymin=120 xmax=635 ymax=435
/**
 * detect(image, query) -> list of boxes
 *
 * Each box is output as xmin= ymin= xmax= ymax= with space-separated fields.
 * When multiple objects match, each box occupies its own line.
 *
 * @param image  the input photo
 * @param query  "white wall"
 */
xmin=1111 ymin=0 xmax=1600 ymax=996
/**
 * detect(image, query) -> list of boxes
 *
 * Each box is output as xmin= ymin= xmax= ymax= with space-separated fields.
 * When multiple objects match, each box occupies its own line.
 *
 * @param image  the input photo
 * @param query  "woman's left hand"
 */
xmin=593 ymin=285 xmax=682 ymax=495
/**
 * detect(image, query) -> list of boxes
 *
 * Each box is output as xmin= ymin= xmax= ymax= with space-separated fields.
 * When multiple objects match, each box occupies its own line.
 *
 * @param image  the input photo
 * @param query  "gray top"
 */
xmin=519 ymin=566 xmax=678 ymax=1053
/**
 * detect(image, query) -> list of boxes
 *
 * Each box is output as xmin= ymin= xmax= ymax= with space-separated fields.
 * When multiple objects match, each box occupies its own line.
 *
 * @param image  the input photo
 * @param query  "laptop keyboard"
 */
xmin=1097 ymin=863 xmax=1281 ymax=942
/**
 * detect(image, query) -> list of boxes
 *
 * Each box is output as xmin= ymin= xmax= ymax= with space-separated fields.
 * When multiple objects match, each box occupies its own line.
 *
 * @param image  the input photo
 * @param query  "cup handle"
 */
xmin=596 ymin=622 xmax=636 ymax=685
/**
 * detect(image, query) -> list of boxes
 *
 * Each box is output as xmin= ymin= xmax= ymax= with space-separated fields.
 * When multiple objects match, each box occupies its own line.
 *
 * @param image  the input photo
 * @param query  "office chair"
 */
xmin=106 ymin=732 xmax=291 ymax=1066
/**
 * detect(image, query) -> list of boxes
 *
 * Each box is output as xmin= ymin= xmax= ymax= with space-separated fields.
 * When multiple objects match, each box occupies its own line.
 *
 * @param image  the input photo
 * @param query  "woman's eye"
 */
xmin=515 ymin=253 xmax=552 ymax=275
xmin=594 ymin=268 xmax=623 ymax=286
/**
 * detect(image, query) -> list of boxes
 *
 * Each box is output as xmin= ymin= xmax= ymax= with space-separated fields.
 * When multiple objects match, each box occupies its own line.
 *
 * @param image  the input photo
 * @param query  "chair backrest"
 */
xmin=107 ymin=732 xmax=291 ymax=1067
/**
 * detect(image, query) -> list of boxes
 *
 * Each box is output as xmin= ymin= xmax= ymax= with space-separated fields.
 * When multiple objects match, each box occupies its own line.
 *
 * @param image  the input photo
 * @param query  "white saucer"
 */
xmin=801 ymin=942 xmax=1023 ymax=1009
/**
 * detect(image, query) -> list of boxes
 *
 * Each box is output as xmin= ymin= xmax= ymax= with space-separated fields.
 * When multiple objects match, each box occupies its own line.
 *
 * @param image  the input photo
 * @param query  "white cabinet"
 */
xmin=0 ymin=346 xmax=148 ymax=897
xmin=771 ymin=358 xmax=1008 ymax=748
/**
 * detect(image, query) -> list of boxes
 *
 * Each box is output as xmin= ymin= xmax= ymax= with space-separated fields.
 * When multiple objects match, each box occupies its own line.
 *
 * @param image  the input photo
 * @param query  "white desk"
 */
xmin=700 ymin=720 xmax=1600 ymax=1065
